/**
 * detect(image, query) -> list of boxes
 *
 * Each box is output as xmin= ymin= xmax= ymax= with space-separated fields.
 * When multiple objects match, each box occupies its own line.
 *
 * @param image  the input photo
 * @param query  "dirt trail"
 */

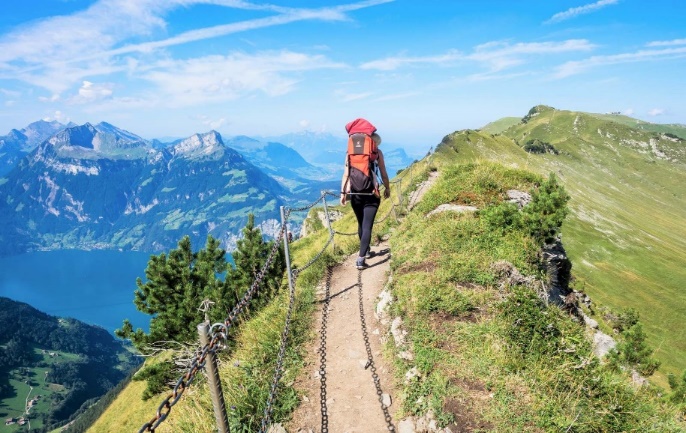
xmin=287 ymin=170 xmax=439 ymax=432
xmin=287 ymin=239 xmax=397 ymax=433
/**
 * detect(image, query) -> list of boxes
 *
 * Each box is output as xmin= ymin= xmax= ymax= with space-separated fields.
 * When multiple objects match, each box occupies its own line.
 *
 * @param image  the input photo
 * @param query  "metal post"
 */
xmin=198 ymin=322 xmax=230 ymax=433
xmin=280 ymin=207 xmax=295 ymax=290
xmin=321 ymin=192 xmax=335 ymax=254
xmin=396 ymin=176 xmax=404 ymax=214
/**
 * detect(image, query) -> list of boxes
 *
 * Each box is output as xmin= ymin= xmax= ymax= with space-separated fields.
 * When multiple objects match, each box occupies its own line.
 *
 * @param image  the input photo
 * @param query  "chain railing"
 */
xmin=137 ymin=161 xmax=422 ymax=432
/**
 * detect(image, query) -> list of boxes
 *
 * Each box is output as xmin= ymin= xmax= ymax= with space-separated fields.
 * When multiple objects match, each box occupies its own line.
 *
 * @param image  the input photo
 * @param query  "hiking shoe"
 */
xmin=356 ymin=257 xmax=367 ymax=270
xmin=365 ymin=248 xmax=374 ymax=259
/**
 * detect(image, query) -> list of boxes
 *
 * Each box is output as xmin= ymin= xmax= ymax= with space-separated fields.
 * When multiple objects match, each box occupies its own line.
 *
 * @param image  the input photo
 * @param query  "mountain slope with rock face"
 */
xmin=0 ymin=124 xmax=288 ymax=255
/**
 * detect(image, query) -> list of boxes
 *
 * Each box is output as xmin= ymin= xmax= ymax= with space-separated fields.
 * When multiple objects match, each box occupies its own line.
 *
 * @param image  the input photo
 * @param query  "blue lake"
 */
xmin=0 ymin=250 xmax=154 ymax=334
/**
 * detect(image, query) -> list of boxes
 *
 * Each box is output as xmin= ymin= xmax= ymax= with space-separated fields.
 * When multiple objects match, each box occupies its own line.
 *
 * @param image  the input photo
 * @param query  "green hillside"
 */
xmin=83 ymin=106 xmax=686 ymax=432
xmin=480 ymin=116 xmax=521 ymax=134
xmin=436 ymin=105 xmax=686 ymax=385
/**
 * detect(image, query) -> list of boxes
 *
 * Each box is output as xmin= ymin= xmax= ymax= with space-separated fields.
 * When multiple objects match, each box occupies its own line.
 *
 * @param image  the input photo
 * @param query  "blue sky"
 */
xmin=0 ymin=0 xmax=684 ymax=155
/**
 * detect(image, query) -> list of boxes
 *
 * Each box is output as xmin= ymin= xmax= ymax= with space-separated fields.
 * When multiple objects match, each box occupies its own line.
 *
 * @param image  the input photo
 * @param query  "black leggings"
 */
xmin=351 ymin=195 xmax=380 ymax=258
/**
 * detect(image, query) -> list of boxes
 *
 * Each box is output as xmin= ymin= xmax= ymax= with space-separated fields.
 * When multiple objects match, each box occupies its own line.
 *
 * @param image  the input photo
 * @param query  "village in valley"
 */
xmin=2 ymin=349 xmax=70 ymax=432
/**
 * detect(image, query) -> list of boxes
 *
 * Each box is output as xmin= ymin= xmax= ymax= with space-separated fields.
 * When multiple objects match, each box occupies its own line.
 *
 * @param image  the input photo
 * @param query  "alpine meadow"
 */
xmin=75 ymin=105 xmax=686 ymax=433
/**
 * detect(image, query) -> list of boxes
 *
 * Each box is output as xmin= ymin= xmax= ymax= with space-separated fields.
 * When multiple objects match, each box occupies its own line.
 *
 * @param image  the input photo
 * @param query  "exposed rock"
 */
xmin=376 ymin=288 xmax=393 ymax=321
xmin=391 ymin=317 xmax=408 ymax=348
xmin=405 ymin=366 xmax=421 ymax=384
xmin=398 ymin=417 xmax=416 ymax=433
xmin=593 ymin=331 xmax=616 ymax=358
xmin=491 ymin=260 xmax=536 ymax=289
xmin=581 ymin=312 xmax=599 ymax=329
xmin=382 ymin=393 xmax=392 ymax=407
xmin=300 ymin=209 xmax=343 ymax=237
xmin=541 ymin=238 xmax=573 ymax=306
xmin=506 ymin=189 xmax=532 ymax=208
xmin=266 ymin=423 xmax=287 ymax=433
xmin=427 ymin=203 xmax=478 ymax=217
xmin=631 ymin=369 xmax=649 ymax=387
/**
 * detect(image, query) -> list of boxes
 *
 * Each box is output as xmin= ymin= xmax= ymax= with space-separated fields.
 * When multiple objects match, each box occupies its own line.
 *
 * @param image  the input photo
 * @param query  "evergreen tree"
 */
xmin=115 ymin=235 xmax=227 ymax=351
xmin=214 ymin=214 xmax=285 ymax=321
xmin=521 ymin=172 xmax=570 ymax=244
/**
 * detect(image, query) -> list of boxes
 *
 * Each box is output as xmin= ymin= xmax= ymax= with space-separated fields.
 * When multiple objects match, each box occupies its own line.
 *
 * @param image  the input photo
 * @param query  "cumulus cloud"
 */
xmin=39 ymin=94 xmax=61 ymax=102
xmin=44 ymin=110 xmax=70 ymax=123
xmin=70 ymin=81 xmax=114 ymax=104
xmin=622 ymin=108 xmax=634 ymax=116
xmin=648 ymin=108 xmax=665 ymax=116
xmin=546 ymin=0 xmax=619 ymax=24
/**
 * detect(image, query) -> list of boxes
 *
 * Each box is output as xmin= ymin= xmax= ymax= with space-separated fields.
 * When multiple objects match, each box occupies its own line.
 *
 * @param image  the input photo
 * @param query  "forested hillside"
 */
xmin=0 ymin=297 xmax=140 ymax=432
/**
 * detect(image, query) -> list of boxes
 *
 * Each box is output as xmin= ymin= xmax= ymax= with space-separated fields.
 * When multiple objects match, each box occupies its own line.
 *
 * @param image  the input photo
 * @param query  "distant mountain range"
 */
xmin=0 ymin=120 xmax=414 ymax=256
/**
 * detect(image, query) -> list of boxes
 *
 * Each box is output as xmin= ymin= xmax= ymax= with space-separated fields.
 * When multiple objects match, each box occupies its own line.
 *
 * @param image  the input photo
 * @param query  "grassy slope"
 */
xmin=388 ymin=160 xmax=684 ymax=431
xmin=480 ymin=117 xmax=521 ymax=135
xmin=440 ymin=106 xmax=686 ymax=385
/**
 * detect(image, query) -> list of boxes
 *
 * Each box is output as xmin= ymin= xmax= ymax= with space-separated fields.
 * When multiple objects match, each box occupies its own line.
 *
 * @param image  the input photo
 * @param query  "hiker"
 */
xmin=339 ymin=118 xmax=391 ymax=269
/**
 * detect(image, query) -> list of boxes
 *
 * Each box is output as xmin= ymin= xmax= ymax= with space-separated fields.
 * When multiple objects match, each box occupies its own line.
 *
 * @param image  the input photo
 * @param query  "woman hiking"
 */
xmin=339 ymin=118 xmax=391 ymax=269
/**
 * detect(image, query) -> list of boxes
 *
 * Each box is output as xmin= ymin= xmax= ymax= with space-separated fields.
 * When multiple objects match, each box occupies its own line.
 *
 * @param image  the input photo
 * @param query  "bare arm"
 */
xmin=377 ymin=150 xmax=391 ymax=198
xmin=340 ymin=156 xmax=349 ymax=205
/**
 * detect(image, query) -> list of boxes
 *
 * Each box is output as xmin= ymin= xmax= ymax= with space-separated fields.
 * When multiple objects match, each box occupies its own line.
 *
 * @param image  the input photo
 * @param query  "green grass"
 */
xmin=433 ymin=108 xmax=686 ymax=387
xmin=387 ymin=160 xmax=685 ymax=431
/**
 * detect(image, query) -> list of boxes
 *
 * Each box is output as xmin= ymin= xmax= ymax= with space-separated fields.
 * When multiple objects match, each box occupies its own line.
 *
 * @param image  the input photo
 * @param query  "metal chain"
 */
xmin=375 ymin=202 xmax=396 ymax=224
xmin=260 ymin=231 xmax=298 ymax=432
xmin=318 ymin=266 xmax=333 ymax=433
xmin=292 ymin=231 xmax=334 ymax=278
xmin=357 ymin=269 xmax=396 ymax=431
xmin=287 ymin=191 xmax=327 ymax=213
xmin=139 ymin=223 xmax=286 ymax=433
xmin=138 ymin=340 xmax=219 ymax=432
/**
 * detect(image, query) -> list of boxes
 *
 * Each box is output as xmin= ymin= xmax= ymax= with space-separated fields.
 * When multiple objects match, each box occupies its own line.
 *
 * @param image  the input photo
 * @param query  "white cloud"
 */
xmin=39 ymin=94 xmax=61 ymax=102
xmin=373 ymin=92 xmax=419 ymax=102
xmin=299 ymin=119 xmax=310 ymax=128
xmin=44 ymin=110 xmax=69 ymax=123
xmin=546 ymin=0 xmax=619 ymax=24
xmin=648 ymin=108 xmax=665 ymax=116
xmin=554 ymin=46 xmax=686 ymax=78
xmin=142 ymin=51 xmax=343 ymax=106
xmin=196 ymin=114 xmax=227 ymax=130
xmin=0 ymin=0 xmax=388 ymax=94
xmin=361 ymin=39 xmax=595 ymax=74
xmin=646 ymin=38 xmax=686 ymax=47
xmin=70 ymin=81 xmax=114 ymax=104
xmin=468 ymin=39 xmax=596 ymax=72
xmin=337 ymin=91 xmax=373 ymax=102
xmin=622 ymin=108 xmax=634 ymax=116
xmin=360 ymin=50 xmax=461 ymax=71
